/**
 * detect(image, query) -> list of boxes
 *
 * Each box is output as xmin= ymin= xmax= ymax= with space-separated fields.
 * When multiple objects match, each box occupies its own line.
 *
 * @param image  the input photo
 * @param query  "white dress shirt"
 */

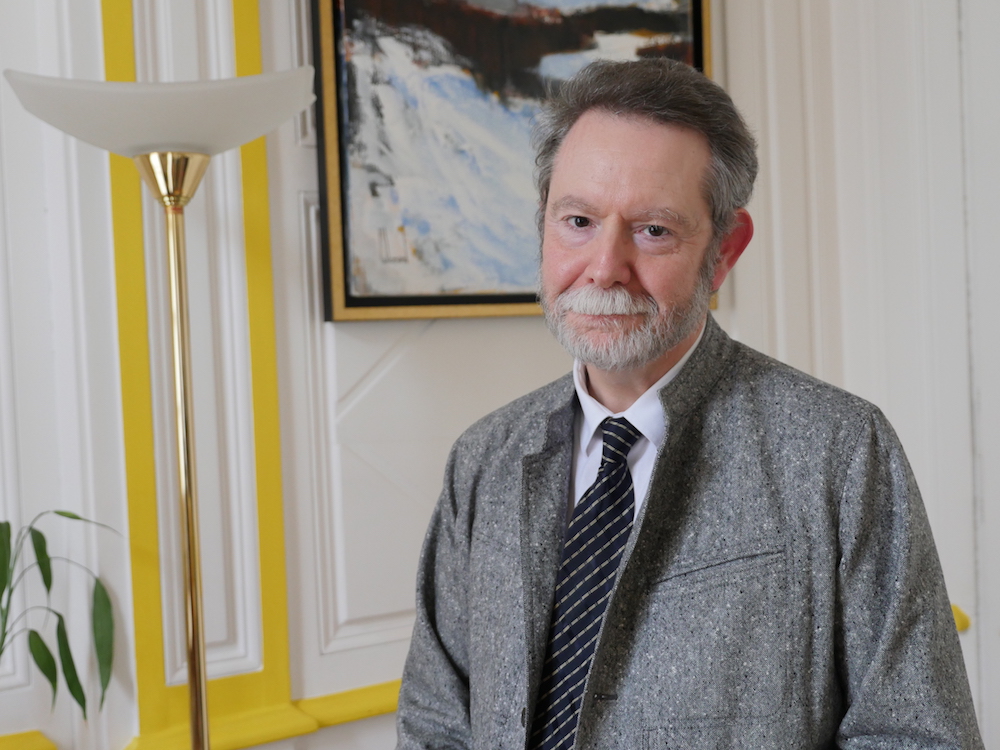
xmin=570 ymin=325 xmax=705 ymax=520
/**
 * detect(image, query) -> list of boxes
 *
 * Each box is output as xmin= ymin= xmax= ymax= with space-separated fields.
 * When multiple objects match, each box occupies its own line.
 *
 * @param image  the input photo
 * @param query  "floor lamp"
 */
xmin=4 ymin=67 xmax=315 ymax=749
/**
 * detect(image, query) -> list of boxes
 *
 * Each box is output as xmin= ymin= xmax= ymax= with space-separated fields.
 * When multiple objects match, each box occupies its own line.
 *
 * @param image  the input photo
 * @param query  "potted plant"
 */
xmin=0 ymin=510 xmax=114 ymax=717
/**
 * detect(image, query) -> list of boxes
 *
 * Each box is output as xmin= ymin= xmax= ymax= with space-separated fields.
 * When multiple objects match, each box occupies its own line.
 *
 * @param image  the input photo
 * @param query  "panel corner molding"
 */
xmin=124 ymin=703 xmax=318 ymax=750
xmin=296 ymin=680 xmax=401 ymax=727
xmin=0 ymin=731 xmax=57 ymax=750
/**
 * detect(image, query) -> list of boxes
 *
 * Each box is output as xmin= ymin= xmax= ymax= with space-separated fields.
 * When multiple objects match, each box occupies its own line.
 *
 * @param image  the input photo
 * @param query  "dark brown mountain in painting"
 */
xmin=343 ymin=0 xmax=694 ymax=100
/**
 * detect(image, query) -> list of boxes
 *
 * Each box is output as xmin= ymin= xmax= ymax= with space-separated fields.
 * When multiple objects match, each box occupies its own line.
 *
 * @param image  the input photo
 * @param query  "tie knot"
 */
xmin=600 ymin=417 xmax=641 ymax=465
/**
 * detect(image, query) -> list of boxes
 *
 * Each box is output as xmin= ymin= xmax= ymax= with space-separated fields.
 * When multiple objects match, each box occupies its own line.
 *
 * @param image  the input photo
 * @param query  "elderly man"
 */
xmin=395 ymin=59 xmax=983 ymax=749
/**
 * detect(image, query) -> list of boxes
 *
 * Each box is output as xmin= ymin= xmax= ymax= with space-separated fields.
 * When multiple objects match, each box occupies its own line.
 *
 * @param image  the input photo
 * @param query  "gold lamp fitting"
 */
xmin=134 ymin=152 xmax=210 ymax=207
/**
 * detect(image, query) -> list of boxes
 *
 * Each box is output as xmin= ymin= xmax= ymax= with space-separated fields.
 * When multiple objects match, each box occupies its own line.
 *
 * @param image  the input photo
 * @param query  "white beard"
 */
xmin=541 ymin=278 xmax=711 ymax=372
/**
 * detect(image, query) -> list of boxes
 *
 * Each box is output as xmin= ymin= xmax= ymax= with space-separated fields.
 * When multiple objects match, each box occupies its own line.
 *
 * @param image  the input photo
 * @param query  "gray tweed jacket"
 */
xmin=396 ymin=316 xmax=983 ymax=749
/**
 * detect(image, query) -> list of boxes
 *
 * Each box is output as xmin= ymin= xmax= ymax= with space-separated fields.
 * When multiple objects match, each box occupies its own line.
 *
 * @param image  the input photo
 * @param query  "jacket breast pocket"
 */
xmin=624 ymin=551 xmax=789 ymax=728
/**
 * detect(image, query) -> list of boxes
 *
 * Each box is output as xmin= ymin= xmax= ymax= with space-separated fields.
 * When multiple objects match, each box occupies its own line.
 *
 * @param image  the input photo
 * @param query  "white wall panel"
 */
xmin=0 ymin=0 xmax=33 ymax=701
xmin=0 ymin=0 xmax=136 ymax=747
xmin=959 ymin=0 xmax=1000 ymax=739
xmin=827 ymin=0 xmax=979 ymax=694
xmin=720 ymin=0 xmax=841 ymax=381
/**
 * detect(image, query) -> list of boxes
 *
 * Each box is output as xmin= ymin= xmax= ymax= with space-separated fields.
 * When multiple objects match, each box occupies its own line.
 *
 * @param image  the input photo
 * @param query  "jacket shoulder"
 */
xmin=726 ymin=340 xmax=884 ymax=426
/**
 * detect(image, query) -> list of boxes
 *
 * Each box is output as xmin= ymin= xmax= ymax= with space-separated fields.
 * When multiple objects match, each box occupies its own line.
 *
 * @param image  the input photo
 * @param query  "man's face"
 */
xmin=539 ymin=110 xmax=719 ymax=373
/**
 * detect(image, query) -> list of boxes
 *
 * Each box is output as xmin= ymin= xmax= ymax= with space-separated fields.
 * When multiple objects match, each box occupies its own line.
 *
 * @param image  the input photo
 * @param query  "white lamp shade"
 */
xmin=3 ymin=67 xmax=315 ymax=157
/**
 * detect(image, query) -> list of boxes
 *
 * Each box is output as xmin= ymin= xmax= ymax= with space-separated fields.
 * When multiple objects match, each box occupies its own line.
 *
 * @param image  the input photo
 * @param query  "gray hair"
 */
xmin=533 ymin=58 xmax=758 ymax=239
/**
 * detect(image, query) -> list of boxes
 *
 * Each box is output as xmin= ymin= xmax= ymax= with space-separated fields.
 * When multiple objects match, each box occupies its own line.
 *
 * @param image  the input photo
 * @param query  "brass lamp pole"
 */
xmin=134 ymin=151 xmax=212 ymax=749
xmin=4 ymin=67 xmax=315 ymax=750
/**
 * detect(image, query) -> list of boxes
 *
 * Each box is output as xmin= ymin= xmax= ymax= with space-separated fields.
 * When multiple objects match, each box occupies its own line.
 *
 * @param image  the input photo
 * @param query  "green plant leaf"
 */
xmin=28 ymin=630 xmax=58 ymax=707
xmin=29 ymin=528 xmax=52 ymax=593
xmin=51 ymin=510 xmax=120 ymax=536
xmin=92 ymin=578 xmax=113 ymax=707
xmin=0 ymin=521 xmax=10 ymax=593
xmin=56 ymin=615 xmax=86 ymax=718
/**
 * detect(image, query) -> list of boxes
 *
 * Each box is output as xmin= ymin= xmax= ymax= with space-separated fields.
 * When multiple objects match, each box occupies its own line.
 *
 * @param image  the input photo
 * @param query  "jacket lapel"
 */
xmin=610 ymin=315 xmax=737 ymax=592
xmin=519 ymin=390 xmax=575 ymax=713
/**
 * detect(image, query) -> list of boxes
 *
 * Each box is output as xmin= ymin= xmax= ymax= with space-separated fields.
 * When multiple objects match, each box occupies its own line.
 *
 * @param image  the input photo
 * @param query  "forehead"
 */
xmin=554 ymin=109 xmax=710 ymax=171
xmin=548 ymin=110 xmax=713 ymax=215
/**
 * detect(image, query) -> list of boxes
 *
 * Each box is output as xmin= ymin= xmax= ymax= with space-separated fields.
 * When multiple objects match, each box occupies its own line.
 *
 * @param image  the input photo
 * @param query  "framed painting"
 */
xmin=313 ymin=0 xmax=708 ymax=321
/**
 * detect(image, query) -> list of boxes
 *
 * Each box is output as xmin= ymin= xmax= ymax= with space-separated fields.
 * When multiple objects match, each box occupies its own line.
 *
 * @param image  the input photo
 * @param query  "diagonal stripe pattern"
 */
xmin=528 ymin=417 xmax=641 ymax=750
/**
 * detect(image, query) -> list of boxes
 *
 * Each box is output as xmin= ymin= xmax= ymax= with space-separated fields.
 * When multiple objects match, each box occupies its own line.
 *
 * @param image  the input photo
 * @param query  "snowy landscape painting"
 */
xmin=314 ymin=0 xmax=703 ymax=319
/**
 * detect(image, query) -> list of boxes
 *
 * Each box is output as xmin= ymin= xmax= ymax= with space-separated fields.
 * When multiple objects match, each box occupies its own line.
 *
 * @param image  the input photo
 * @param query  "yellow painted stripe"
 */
xmin=101 ymin=0 xmax=175 ymax=733
xmin=124 ymin=704 xmax=317 ymax=750
xmin=297 ymin=680 xmax=401 ymax=727
xmin=232 ymin=0 xmax=263 ymax=78
xmin=1 ymin=683 xmax=395 ymax=749
xmin=109 ymin=146 xmax=172 ymax=730
xmin=231 ymin=0 xmax=297 ymax=712
xmin=0 ymin=731 xmax=56 ymax=750
xmin=239 ymin=133 xmax=297 ymax=705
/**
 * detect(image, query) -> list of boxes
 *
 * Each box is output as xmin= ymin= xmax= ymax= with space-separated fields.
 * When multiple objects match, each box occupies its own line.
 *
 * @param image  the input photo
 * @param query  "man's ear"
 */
xmin=711 ymin=209 xmax=753 ymax=291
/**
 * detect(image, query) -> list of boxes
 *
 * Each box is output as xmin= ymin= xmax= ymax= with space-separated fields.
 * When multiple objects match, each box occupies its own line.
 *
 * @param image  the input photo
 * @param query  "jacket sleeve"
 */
xmin=396 ymin=444 xmax=474 ymax=750
xmin=835 ymin=410 xmax=983 ymax=748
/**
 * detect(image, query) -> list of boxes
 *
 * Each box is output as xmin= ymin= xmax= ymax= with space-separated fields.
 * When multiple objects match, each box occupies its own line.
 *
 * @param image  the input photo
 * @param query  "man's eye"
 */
xmin=570 ymin=216 xmax=590 ymax=228
xmin=646 ymin=225 xmax=667 ymax=237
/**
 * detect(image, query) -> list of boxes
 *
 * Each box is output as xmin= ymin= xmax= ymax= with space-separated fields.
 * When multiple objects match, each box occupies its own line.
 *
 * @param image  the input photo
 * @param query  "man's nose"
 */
xmin=585 ymin=226 xmax=632 ymax=288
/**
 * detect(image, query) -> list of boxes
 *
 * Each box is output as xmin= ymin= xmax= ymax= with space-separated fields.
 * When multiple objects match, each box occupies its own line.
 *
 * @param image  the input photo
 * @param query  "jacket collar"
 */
xmin=657 ymin=313 xmax=735 ymax=422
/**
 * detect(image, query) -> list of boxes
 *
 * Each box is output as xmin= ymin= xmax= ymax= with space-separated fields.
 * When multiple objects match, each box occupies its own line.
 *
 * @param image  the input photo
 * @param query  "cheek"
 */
xmin=540 ymin=238 xmax=582 ymax=296
xmin=632 ymin=257 xmax=704 ymax=303
xmin=548 ymin=220 xmax=591 ymax=249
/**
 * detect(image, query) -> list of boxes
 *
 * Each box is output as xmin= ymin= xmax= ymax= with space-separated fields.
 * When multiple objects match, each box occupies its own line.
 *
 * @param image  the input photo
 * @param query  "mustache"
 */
xmin=555 ymin=285 xmax=658 ymax=316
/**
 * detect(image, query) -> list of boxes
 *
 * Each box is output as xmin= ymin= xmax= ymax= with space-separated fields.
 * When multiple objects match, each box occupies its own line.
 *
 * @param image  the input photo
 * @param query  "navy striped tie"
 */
xmin=529 ymin=417 xmax=641 ymax=750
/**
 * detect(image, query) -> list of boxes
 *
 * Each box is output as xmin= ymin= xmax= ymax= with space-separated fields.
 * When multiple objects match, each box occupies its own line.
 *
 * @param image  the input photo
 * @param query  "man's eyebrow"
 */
xmin=548 ymin=196 xmax=600 ymax=216
xmin=634 ymin=207 xmax=695 ymax=232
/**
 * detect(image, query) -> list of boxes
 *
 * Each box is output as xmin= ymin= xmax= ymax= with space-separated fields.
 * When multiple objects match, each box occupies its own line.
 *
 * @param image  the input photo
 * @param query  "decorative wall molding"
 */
xmin=721 ymin=0 xmax=840 ymax=380
xmin=132 ymin=0 xmax=263 ymax=684
xmin=293 ymin=191 xmax=416 ymax=654
xmin=959 ymin=0 xmax=1000 ymax=738
xmin=0 ymin=59 xmax=28 ymax=695
xmin=291 ymin=0 xmax=317 ymax=146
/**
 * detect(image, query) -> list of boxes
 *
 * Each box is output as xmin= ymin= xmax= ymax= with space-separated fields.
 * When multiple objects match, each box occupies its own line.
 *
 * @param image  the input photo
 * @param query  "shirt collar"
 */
xmin=572 ymin=323 xmax=706 ymax=456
